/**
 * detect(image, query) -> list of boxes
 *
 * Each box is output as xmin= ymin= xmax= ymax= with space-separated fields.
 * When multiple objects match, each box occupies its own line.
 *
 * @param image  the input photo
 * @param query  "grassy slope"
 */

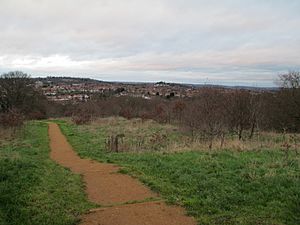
xmin=59 ymin=120 xmax=300 ymax=225
xmin=0 ymin=122 xmax=94 ymax=225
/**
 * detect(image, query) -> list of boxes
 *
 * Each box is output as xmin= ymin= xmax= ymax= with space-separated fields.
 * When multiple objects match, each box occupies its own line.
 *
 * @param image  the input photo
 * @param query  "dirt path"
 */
xmin=48 ymin=123 xmax=196 ymax=225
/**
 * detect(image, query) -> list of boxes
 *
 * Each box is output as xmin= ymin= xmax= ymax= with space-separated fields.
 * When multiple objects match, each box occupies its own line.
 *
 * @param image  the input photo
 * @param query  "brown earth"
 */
xmin=48 ymin=123 xmax=196 ymax=225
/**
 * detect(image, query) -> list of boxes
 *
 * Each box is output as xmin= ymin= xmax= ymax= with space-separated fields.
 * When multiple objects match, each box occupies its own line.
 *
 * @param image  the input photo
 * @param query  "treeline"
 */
xmin=64 ymin=71 xmax=300 ymax=148
xmin=66 ymin=87 xmax=297 ymax=146
xmin=1 ymin=71 xmax=300 ymax=145
xmin=34 ymin=76 xmax=104 ymax=85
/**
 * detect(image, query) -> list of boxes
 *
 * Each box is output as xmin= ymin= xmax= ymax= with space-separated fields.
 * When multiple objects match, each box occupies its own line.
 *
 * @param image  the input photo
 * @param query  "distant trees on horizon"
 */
xmin=1 ymin=70 xmax=300 ymax=145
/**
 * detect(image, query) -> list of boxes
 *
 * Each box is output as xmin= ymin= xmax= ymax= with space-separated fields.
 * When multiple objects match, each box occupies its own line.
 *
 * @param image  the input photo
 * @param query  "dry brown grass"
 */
xmin=186 ymin=131 xmax=300 ymax=152
xmin=68 ymin=117 xmax=300 ymax=153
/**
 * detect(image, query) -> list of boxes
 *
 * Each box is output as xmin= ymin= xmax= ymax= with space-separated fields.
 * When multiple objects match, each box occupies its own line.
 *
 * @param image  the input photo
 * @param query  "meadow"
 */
xmin=0 ymin=118 xmax=299 ymax=225
xmin=57 ymin=117 xmax=300 ymax=225
xmin=0 ymin=122 xmax=94 ymax=225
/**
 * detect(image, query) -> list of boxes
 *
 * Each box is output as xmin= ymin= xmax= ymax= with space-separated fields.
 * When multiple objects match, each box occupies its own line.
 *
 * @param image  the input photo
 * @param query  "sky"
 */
xmin=0 ymin=0 xmax=300 ymax=86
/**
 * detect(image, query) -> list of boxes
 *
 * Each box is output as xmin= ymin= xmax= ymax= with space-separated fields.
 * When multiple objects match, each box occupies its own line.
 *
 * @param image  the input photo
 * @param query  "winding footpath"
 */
xmin=48 ymin=123 xmax=196 ymax=225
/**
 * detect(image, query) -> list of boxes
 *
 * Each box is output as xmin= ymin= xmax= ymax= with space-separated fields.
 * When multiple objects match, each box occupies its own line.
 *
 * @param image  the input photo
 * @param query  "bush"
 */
xmin=71 ymin=112 xmax=92 ymax=125
xmin=27 ymin=111 xmax=47 ymax=120
xmin=119 ymin=108 xmax=133 ymax=120
xmin=0 ymin=110 xmax=24 ymax=128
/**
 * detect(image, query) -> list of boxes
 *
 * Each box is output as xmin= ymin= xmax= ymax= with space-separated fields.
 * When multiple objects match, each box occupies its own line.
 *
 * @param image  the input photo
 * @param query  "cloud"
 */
xmin=0 ymin=0 xmax=299 ymax=86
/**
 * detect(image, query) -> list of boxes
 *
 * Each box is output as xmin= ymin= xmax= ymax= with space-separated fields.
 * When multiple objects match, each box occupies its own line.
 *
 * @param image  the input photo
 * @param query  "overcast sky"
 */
xmin=0 ymin=0 xmax=299 ymax=86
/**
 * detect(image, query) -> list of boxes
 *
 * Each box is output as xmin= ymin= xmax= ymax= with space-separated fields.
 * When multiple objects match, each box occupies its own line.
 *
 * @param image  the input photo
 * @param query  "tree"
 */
xmin=183 ymin=89 xmax=230 ymax=149
xmin=276 ymin=71 xmax=300 ymax=131
xmin=278 ymin=71 xmax=300 ymax=89
xmin=172 ymin=100 xmax=186 ymax=123
xmin=248 ymin=93 xmax=262 ymax=139
xmin=0 ymin=71 xmax=47 ymax=119
xmin=0 ymin=71 xmax=31 ymax=112
xmin=229 ymin=90 xmax=252 ymax=140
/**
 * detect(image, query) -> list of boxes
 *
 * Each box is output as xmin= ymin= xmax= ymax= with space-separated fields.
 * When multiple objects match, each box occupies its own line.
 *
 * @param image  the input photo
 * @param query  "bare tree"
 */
xmin=172 ymin=100 xmax=186 ymax=123
xmin=276 ymin=71 xmax=300 ymax=131
xmin=0 ymin=71 xmax=32 ymax=112
xmin=0 ymin=71 xmax=47 ymax=120
xmin=278 ymin=71 xmax=300 ymax=89
xmin=229 ymin=90 xmax=252 ymax=140
xmin=248 ymin=93 xmax=262 ymax=139
xmin=183 ymin=89 xmax=230 ymax=149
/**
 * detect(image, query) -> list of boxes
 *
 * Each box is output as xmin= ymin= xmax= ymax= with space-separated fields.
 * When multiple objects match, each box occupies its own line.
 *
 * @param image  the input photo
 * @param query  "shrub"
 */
xmin=71 ymin=112 xmax=92 ymax=125
xmin=0 ymin=110 xmax=24 ymax=128
xmin=119 ymin=108 xmax=133 ymax=120
xmin=27 ymin=111 xmax=47 ymax=120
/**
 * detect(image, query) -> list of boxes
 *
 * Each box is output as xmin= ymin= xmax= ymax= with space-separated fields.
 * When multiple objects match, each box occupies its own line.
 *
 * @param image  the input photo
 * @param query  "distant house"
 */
xmin=35 ymin=81 xmax=43 ymax=88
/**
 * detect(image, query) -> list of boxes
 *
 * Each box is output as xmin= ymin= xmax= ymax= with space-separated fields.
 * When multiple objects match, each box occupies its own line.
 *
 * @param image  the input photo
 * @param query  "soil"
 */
xmin=48 ymin=123 xmax=196 ymax=225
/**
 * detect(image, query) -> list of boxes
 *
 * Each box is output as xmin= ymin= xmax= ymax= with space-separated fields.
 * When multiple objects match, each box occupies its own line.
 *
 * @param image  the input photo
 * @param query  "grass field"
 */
xmin=0 ymin=122 xmax=94 ymax=225
xmin=58 ymin=118 xmax=300 ymax=225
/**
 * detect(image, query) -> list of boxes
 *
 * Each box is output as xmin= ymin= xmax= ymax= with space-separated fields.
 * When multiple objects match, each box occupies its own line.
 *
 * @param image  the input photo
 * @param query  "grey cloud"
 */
xmin=0 ymin=0 xmax=300 ymax=85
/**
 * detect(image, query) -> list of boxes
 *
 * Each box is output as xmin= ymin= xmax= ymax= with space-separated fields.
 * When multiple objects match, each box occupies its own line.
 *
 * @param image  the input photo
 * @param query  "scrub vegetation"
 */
xmin=58 ymin=118 xmax=300 ymax=225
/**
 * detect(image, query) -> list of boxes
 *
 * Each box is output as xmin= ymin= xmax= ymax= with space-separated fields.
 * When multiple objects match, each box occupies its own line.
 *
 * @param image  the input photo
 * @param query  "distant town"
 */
xmin=33 ymin=77 xmax=278 ymax=102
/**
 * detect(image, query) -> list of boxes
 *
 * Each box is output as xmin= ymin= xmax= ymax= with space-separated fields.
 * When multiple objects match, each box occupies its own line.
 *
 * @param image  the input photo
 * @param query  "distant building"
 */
xmin=35 ymin=81 xmax=43 ymax=88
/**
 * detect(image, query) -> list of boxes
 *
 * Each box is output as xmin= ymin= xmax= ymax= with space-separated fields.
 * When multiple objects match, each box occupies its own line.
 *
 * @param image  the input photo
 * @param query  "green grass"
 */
xmin=0 ymin=122 xmax=94 ymax=225
xmin=58 ymin=119 xmax=300 ymax=225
